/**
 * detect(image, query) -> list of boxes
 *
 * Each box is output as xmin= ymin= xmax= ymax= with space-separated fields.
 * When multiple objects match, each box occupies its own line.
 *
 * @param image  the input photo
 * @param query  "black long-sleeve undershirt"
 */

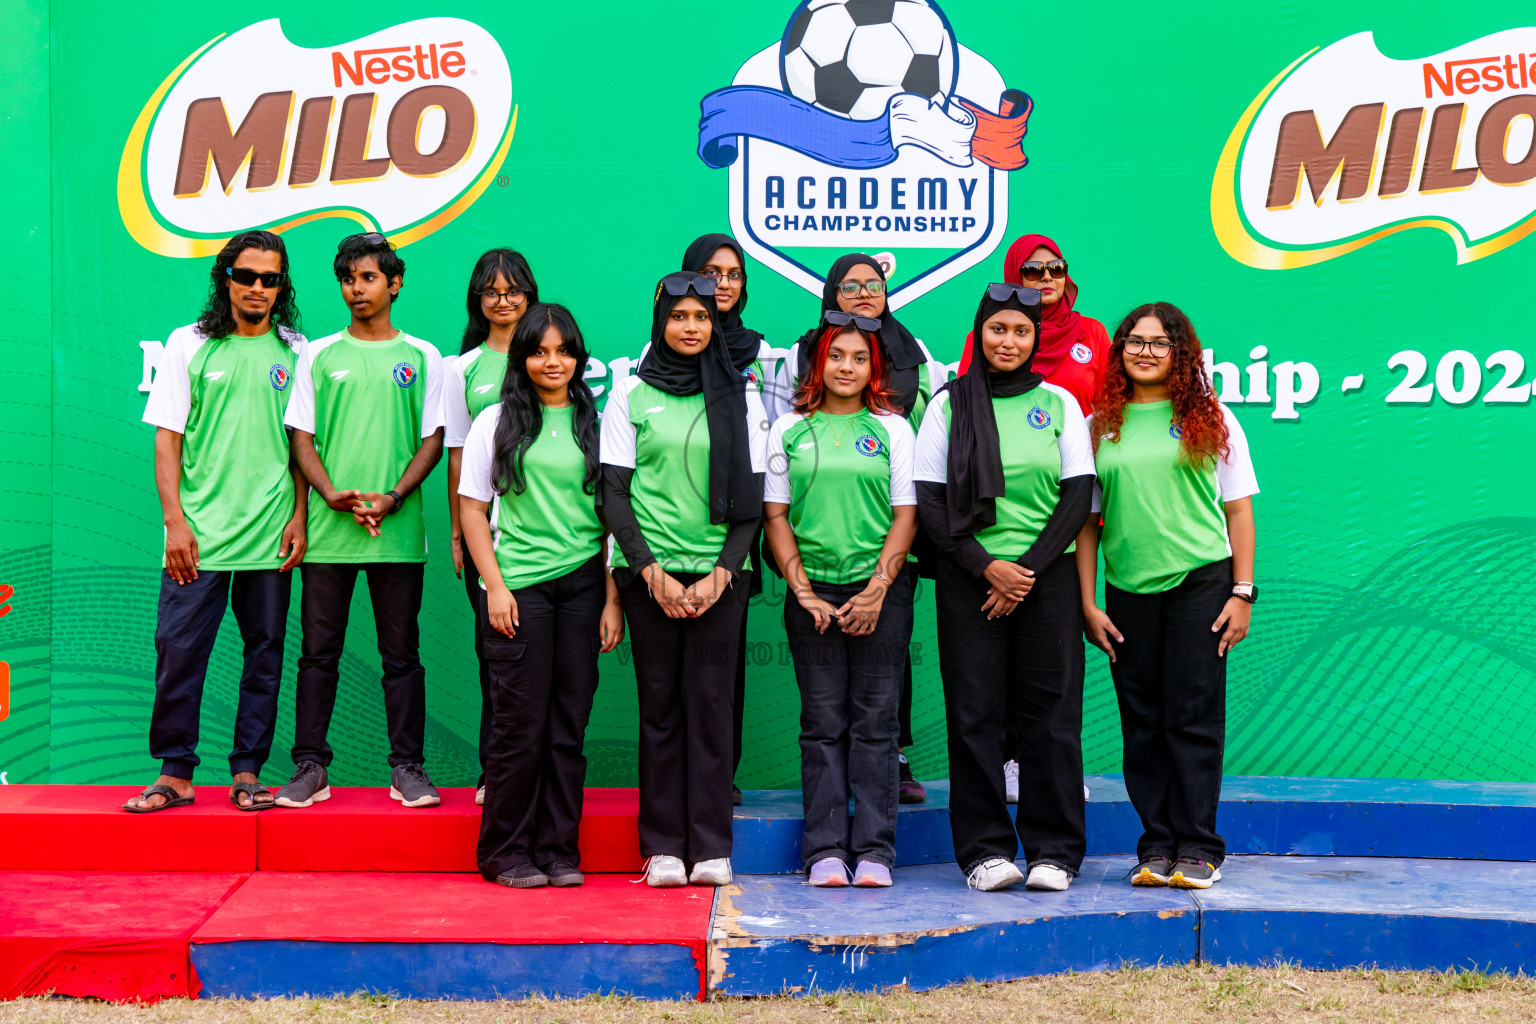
xmin=916 ymin=474 xmax=1095 ymax=580
xmin=601 ymin=465 xmax=763 ymax=579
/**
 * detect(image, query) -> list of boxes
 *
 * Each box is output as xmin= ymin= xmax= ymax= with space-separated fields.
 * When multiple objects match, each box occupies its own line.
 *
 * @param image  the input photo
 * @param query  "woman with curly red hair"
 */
xmin=1076 ymin=302 xmax=1258 ymax=891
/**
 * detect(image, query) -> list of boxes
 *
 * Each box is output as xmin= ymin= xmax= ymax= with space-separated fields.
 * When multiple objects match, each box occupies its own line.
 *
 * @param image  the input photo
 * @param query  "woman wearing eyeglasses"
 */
xmin=681 ymin=234 xmax=768 ymax=807
xmin=914 ymin=283 xmax=1095 ymax=893
xmin=600 ymin=271 xmax=768 ymax=888
xmin=443 ymin=249 xmax=540 ymax=806
xmin=764 ymin=313 xmax=918 ymax=888
xmin=1077 ymin=303 xmax=1257 ymax=890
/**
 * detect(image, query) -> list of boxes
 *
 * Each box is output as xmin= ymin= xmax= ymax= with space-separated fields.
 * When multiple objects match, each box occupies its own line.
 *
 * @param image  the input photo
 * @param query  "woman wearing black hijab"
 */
xmin=913 ymin=284 xmax=1096 ymax=893
xmin=680 ymin=234 xmax=767 ymax=807
xmin=600 ymin=271 xmax=767 ymax=888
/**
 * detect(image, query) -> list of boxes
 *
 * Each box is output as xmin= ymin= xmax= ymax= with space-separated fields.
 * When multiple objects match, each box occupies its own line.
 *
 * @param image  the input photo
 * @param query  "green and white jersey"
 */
xmin=1090 ymin=401 xmax=1258 ymax=594
xmin=284 ymin=328 xmax=445 ymax=563
xmin=763 ymin=408 xmax=916 ymax=584
xmin=457 ymin=404 xmax=603 ymax=590
xmin=599 ymin=373 xmax=768 ymax=574
xmin=913 ymin=383 xmax=1095 ymax=561
xmin=142 ymin=323 xmax=304 ymax=571
xmin=444 ymin=344 xmax=509 ymax=447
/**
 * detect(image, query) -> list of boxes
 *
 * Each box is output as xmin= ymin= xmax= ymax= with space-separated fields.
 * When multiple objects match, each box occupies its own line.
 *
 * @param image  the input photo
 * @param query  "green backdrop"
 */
xmin=2 ymin=0 xmax=1533 ymax=788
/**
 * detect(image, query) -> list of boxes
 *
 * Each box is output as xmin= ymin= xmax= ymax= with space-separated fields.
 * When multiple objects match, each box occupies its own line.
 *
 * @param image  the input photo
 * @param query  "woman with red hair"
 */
xmin=763 ymin=314 xmax=918 ymax=888
xmin=1076 ymin=302 xmax=1258 ymax=891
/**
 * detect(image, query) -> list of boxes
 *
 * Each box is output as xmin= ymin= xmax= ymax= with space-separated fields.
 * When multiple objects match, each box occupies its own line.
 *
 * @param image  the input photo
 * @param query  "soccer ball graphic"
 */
xmin=780 ymin=0 xmax=958 ymax=121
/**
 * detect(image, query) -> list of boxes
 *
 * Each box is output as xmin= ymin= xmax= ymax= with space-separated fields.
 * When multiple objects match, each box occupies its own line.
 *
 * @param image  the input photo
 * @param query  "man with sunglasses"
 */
xmin=277 ymin=232 xmax=447 ymax=810
xmin=128 ymin=230 xmax=308 ymax=813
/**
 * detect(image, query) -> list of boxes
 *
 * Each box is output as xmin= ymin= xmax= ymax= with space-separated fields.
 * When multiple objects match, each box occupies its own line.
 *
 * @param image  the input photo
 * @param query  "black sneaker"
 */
xmin=898 ymin=754 xmax=927 ymax=804
xmin=274 ymin=761 xmax=330 ymax=808
xmin=389 ymin=764 xmax=441 ymax=808
xmin=495 ymin=863 xmax=548 ymax=888
xmin=545 ymin=861 xmax=584 ymax=887
xmin=732 ymin=785 xmax=743 ymax=807
xmin=1167 ymin=857 xmax=1221 ymax=889
xmin=1130 ymin=856 xmax=1173 ymax=887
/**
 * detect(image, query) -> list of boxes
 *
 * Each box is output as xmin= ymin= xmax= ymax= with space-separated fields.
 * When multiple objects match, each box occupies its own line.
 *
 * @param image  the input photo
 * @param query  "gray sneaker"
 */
xmin=274 ymin=760 xmax=330 ymax=808
xmin=1168 ymin=857 xmax=1221 ymax=889
xmin=389 ymin=764 xmax=441 ymax=808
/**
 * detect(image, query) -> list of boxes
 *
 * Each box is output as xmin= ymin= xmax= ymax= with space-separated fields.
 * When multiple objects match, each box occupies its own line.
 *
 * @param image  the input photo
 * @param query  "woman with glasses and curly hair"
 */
xmin=1076 ymin=302 xmax=1258 ymax=891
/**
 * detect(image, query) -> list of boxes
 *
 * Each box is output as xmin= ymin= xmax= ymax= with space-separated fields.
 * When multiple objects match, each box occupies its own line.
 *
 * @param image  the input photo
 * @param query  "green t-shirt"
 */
xmin=457 ymin=404 xmax=603 ymax=590
xmin=142 ymin=324 xmax=301 ymax=570
xmin=764 ymin=409 xmax=916 ymax=583
xmin=599 ymin=374 xmax=768 ymax=574
xmin=445 ymin=344 xmax=509 ymax=446
xmin=912 ymin=384 xmax=1096 ymax=561
xmin=285 ymin=328 xmax=446 ymax=563
xmin=1092 ymin=400 xmax=1259 ymax=593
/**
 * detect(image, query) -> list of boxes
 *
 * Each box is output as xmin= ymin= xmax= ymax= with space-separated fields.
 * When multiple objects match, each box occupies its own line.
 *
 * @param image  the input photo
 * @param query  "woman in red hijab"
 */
xmin=957 ymin=234 xmax=1109 ymax=416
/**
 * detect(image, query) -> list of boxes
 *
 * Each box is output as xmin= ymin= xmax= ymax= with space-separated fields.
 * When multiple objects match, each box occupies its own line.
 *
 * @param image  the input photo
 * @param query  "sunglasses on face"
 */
xmin=656 ymin=272 xmax=717 ymax=299
xmin=985 ymin=282 xmax=1042 ymax=305
xmin=823 ymin=310 xmax=883 ymax=332
xmin=1124 ymin=337 xmax=1175 ymax=357
xmin=836 ymin=278 xmax=886 ymax=298
xmin=1019 ymin=259 xmax=1068 ymax=282
xmin=226 ymin=266 xmax=286 ymax=289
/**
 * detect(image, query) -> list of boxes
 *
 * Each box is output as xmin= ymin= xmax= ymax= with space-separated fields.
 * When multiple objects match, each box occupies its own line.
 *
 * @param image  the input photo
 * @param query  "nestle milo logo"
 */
xmin=119 ymin=18 xmax=515 ymax=258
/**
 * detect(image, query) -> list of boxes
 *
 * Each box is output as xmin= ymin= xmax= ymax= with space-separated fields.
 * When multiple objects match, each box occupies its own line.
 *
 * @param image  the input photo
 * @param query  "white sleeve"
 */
xmin=745 ymin=383 xmax=769 ymax=474
xmin=457 ymin=407 xmax=499 ymax=502
xmin=1216 ymin=405 xmax=1260 ymax=501
xmin=1052 ymin=385 xmax=1096 ymax=479
xmin=884 ymin=414 xmax=917 ymax=505
xmin=762 ymin=414 xmax=794 ymax=504
xmin=284 ymin=339 xmax=318 ymax=433
xmin=420 ymin=343 xmax=446 ymax=437
xmin=912 ymin=391 xmax=950 ymax=484
xmin=600 ymin=376 xmax=638 ymax=468
xmin=766 ymin=346 xmax=800 ymax=423
xmin=442 ymin=356 xmax=472 ymax=448
xmin=142 ymin=328 xmax=197 ymax=433
xmin=1086 ymin=414 xmax=1103 ymax=513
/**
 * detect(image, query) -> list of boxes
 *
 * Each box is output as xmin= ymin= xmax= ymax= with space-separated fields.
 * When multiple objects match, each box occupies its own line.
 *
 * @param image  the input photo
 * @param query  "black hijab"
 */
xmin=793 ymin=253 xmax=926 ymax=414
xmin=681 ymin=233 xmax=764 ymax=355
xmin=638 ymin=272 xmax=760 ymax=524
xmin=944 ymin=285 xmax=1045 ymax=535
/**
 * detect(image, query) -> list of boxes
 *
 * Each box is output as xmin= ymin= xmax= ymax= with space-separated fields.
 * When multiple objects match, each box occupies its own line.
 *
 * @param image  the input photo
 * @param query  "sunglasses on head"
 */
xmin=226 ymin=266 xmax=286 ymax=289
xmin=351 ymin=232 xmax=388 ymax=246
xmin=823 ymin=310 xmax=882 ymax=332
xmin=835 ymin=278 xmax=886 ymax=298
xmin=656 ymin=272 xmax=717 ymax=299
xmin=985 ymin=282 xmax=1042 ymax=305
xmin=1019 ymin=259 xmax=1068 ymax=282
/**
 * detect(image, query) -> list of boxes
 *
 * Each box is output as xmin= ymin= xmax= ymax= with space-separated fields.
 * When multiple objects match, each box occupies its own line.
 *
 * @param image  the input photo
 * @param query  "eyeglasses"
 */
xmin=836 ymin=278 xmax=886 ymax=298
xmin=656 ymin=272 xmax=717 ymax=298
xmin=1019 ymin=259 xmax=1068 ymax=282
xmin=1124 ymin=337 xmax=1175 ymax=357
xmin=699 ymin=269 xmax=744 ymax=283
xmin=226 ymin=266 xmax=286 ymax=289
xmin=823 ymin=310 xmax=882 ymax=332
xmin=985 ymin=282 xmax=1042 ymax=305
xmin=480 ymin=288 xmax=525 ymax=306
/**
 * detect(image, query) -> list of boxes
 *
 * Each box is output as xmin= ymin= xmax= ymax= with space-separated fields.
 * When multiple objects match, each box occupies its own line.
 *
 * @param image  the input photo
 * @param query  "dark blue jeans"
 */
xmin=784 ymin=568 xmax=914 ymax=870
xmin=151 ymin=568 xmax=291 ymax=779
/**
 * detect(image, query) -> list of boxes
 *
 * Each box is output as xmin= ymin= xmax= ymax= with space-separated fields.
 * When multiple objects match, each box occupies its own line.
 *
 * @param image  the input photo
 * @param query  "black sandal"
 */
xmin=123 ymin=783 xmax=196 ymax=813
xmin=229 ymin=781 xmax=276 ymax=812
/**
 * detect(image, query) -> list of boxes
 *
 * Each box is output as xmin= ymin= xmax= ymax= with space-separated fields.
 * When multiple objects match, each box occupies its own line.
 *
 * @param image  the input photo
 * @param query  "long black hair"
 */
xmin=461 ymin=248 xmax=539 ymax=354
xmin=196 ymin=230 xmax=301 ymax=344
xmin=490 ymin=303 xmax=600 ymax=497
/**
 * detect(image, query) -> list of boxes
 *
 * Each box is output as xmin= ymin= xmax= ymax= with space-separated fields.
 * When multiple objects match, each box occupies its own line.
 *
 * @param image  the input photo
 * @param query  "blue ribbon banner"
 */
xmin=697 ymin=86 xmax=901 ymax=170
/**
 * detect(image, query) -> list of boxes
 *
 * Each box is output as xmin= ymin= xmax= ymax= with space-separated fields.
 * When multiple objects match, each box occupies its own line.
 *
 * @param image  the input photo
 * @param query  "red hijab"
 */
xmin=958 ymin=234 xmax=1083 ymax=380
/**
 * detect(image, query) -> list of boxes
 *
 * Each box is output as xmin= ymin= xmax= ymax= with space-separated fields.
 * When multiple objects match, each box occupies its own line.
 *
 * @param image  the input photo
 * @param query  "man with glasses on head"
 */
xmin=276 ymin=232 xmax=447 ymax=810
xmin=127 ymin=230 xmax=308 ymax=813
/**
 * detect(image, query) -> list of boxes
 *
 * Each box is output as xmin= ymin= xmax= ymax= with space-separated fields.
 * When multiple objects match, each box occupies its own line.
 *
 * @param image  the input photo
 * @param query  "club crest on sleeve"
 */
xmin=855 ymin=433 xmax=884 ymax=456
xmin=1169 ymin=422 xmax=1182 ymax=439
xmin=1027 ymin=406 xmax=1051 ymax=429
xmin=742 ymin=366 xmax=760 ymax=384
xmin=268 ymin=364 xmax=289 ymax=391
xmin=392 ymin=362 xmax=417 ymax=388
xmin=1070 ymin=342 xmax=1092 ymax=364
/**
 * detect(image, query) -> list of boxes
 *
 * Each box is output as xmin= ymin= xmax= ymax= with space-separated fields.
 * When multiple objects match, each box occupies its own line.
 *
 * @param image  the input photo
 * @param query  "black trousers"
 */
xmin=1106 ymin=558 xmax=1231 ymax=865
xmin=150 ymin=568 xmax=290 ymax=779
xmin=897 ymin=656 xmax=915 ymax=748
xmin=293 ymin=561 xmax=427 ymax=768
xmin=623 ymin=570 xmax=749 ymax=863
xmin=784 ymin=569 xmax=913 ymax=869
xmin=477 ymin=556 xmax=606 ymax=878
xmin=936 ymin=553 xmax=1086 ymax=874
xmin=732 ymin=602 xmax=749 ymax=779
xmin=464 ymin=569 xmax=493 ymax=786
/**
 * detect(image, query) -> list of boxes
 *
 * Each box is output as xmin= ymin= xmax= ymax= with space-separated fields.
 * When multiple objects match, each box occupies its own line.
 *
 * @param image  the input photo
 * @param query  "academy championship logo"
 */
xmin=269 ymin=364 xmax=289 ymax=391
xmin=854 ymin=433 xmax=883 ymax=456
xmin=1213 ymin=28 xmax=1536 ymax=268
xmin=392 ymin=362 xmax=417 ymax=388
xmin=119 ymin=18 xmax=515 ymax=258
xmin=1026 ymin=406 xmax=1050 ymax=429
xmin=698 ymin=0 xmax=1031 ymax=305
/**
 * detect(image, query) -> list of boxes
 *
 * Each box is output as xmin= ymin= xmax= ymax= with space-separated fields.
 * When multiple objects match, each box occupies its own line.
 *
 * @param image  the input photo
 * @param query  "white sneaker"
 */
xmin=644 ymin=855 xmax=688 ymax=888
xmin=1004 ymin=761 xmax=1020 ymax=804
xmin=475 ymin=786 xmax=485 ymax=806
xmin=966 ymin=857 xmax=1025 ymax=892
xmin=689 ymin=857 xmax=733 ymax=886
xmin=1026 ymin=864 xmax=1072 ymax=891
xmin=1084 ymin=780 xmax=1091 ymax=801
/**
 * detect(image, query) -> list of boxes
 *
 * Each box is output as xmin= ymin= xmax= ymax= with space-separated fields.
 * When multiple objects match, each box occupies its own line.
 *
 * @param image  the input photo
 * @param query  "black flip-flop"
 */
xmin=123 ymin=783 xmax=196 ymax=813
xmin=229 ymin=781 xmax=276 ymax=812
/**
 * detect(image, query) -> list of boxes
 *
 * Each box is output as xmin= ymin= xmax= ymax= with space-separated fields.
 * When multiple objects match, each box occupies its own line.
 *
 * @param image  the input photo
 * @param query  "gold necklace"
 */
xmin=824 ymin=413 xmax=857 ymax=447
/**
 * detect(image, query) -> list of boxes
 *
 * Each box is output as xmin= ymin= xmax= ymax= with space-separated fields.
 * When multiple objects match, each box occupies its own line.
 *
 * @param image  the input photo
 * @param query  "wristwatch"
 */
xmin=385 ymin=489 xmax=404 ymax=514
xmin=1231 ymin=582 xmax=1258 ymax=604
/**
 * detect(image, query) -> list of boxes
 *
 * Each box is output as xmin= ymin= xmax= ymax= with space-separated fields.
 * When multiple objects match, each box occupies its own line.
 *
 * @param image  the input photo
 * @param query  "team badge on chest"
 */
xmin=392 ymin=362 xmax=417 ymax=388
xmin=269 ymin=364 xmax=289 ymax=391
xmin=1027 ymin=406 xmax=1051 ymax=429
xmin=854 ymin=434 xmax=884 ymax=457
